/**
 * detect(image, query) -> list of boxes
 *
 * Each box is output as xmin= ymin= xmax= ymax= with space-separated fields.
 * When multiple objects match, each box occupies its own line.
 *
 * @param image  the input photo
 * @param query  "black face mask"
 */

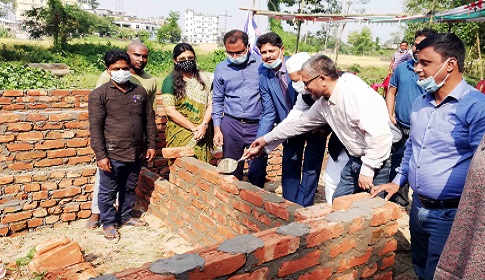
xmin=176 ymin=60 xmax=196 ymax=72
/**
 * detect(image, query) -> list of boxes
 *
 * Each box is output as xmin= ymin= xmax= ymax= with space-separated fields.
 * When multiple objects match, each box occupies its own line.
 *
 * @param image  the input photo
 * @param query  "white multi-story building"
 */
xmin=14 ymin=0 xmax=78 ymax=21
xmin=184 ymin=9 xmax=219 ymax=44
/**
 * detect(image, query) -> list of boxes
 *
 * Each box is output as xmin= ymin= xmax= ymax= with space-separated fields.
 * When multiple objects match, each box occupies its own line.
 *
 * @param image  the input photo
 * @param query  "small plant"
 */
xmin=15 ymin=247 xmax=36 ymax=266
xmin=33 ymin=271 xmax=46 ymax=280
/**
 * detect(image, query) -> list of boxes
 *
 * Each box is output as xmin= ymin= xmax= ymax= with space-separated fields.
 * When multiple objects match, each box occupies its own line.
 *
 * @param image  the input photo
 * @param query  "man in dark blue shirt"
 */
xmin=212 ymin=30 xmax=267 ymax=187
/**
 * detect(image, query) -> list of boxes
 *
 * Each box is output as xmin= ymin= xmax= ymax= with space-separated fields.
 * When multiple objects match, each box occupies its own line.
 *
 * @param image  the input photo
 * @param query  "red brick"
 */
xmin=47 ymin=148 xmax=76 ymax=159
xmin=82 ymin=168 xmax=96 ymax=177
xmin=0 ymin=97 xmax=12 ymax=104
xmin=71 ymin=89 xmax=91 ymax=96
xmin=75 ymin=130 xmax=90 ymax=138
xmin=0 ymin=113 xmax=21 ymax=123
xmin=40 ymin=199 xmax=57 ymax=208
xmin=68 ymin=156 xmax=92 ymax=165
xmin=374 ymin=271 xmax=393 ymax=280
xmin=23 ymin=201 xmax=38 ymax=210
xmin=17 ymin=131 xmax=44 ymax=142
xmin=348 ymin=216 xmax=366 ymax=234
xmin=3 ymin=104 xmax=25 ymax=110
xmin=3 ymin=89 xmax=24 ymax=96
xmin=53 ymin=187 xmax=82 ymax=199
xmin=253 ymin=232 xmax=300 ymax=264
xmin=48 ymin=206 xmax=63 ymax=215
xmin=240 ymin=189 xmax=264 ymax=207
xmin=32 ymin=191 xmax=49 ymax=201
xmin=77 ymin=210 xmax=91 ymax=219
xmin=294 ymin=203 xmax=333 ymax=221
xmin=379 ymin=253 xmax=395 ymax=270
xmin=228 ymin=267 xmax=269 ymax=280
xmin=76 ymin=147 xmax=94 ymax=156
xmin=4 ymin=184 xmax=20 ymax=194
xmin=78 ymin=112 xmax=89 ymax=121
xmin=15 ymin=174 xmax=32 ymax=183
xmin=0 ymin=134 xmax=15 ymax=143
xmin=48 ymin=113 xmax=75 ymax=122
xmin=80 ymin=202 xmax=92 ymax=210
xmin=9 ymin=162 xmax=33 ymax=170
xmin=379 ymin=239 xmax=398 ymax=256
xmin=361 ymin=263 xmax=378 ymax=278
xmin=50 ymin=89 xmax=70 ymax=97
xmin=64 ymin=121 xmax=88 ymax=129
xmin=189 ymin=251 xmax=246 ymax=279
xmin=216 ymin=224 xmax=237 ymax=239
xmin=305 ymin=220 xmax=344 ymax=247
xmin=330 ymin=238 xmax=357 ymax=257
xmin=337 ymin=248 xmax=372 ymax=272
xmin=298 ymin=267 xmax=333 ymax=280
xmin=0 ymin=175 xmax=14 ymax=185
xmin=73 ymin=177 xmax=88 ymax=186
xmin=45 ymin=215 xmax=59 ymax=224
xmin=162 ymin=147 xmax=195 ymax=158
xmin=6 ymin=143 xmax=33 ymax=151
xmin=34 ymin=158 xmax=63 ymax=167
xmin=33 ymin=208 xmax=48 ymax=218
xmin=334 ymin=270 xmax=358 ymax=280
xmin=232 ymin=200 xmax=252 ymax=214
xmin=66 ymin=139 xmax=88 ymax=148
xmin=278 ymin=249 xmax=322 ymax=277
xmin=25 ymin=183 xmax=41 ymax=192
xmin=63 ymin=203 xmax=80 ymax=212
xmin=264 ymin=201 xmax=293 ymax=220
xmin=332 ymin=193 xmax=371 ymax=211
xmin=214 ymin=188 xmax=230 ymax=203
xmin=34 ymin=122 xmax=64 ymax=130
xmin=17 ymin=96 xmax=36 ymax=102
xmin=27 ymin=113 xmax=48 ymax=122
xmin=9 ymin=221 xmax=27 ymax=232
xmin=15 ymin=151 xmax=46 ymax=161
xmin=46 ymin=131 xmax=75 ymax=139
xmin=28 ymin=218 xmax=44 ymax=228
xmin=6 ymin=123 xmax=31 ymax=132
xmin=27 ymin=104 xmax=48 ymax=109
xmin=1 ymin=211 xmax=32 ymax=223
xmin=0 ymin=225 xmax=10 ymax=236
xmin=42 ymin=182 xmax=58 ymax=190
xmin=61 ymin=213 xmax=76 ymax=222
xmin=35 ymin=140 xmax=65 ymax=150
xmin=218 ymin=176 xmax=240 ymax=194
xmin=33 ymin=173 xmax=49 ymax=181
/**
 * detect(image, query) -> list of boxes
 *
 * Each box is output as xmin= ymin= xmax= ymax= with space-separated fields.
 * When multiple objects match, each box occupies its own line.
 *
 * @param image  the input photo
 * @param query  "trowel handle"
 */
xmin=237 ymin=155 xmax=248 ymax=163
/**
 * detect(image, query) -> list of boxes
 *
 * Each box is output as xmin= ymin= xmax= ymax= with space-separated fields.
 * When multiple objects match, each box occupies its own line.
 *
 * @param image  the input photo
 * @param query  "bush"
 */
xmin=0 ymin=63 xmax=73 ymax=89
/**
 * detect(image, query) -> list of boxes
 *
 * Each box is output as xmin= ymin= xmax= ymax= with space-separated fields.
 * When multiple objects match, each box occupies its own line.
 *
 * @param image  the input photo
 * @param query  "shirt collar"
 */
xmin=108 ymin=81 xmax=137 ymax=92
xmin=327 ymin=76 xmax=343 ymax=105
xmin=406 ymin=59 xmax=415 ymax=71
xmin=424 ymin=78 xmax=468 ymax=105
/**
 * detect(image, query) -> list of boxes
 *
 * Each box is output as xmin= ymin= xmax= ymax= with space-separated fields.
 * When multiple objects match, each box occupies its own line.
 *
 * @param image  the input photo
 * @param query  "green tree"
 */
xmin=347 ymin=26 xmax=380 ymax=55
xmin=157 ymin=11 xmax=181 ymax=43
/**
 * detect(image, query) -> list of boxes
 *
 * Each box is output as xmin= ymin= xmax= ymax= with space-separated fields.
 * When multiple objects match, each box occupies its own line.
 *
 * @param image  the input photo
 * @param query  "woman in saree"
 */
xmin=161 ymin=43 xmax=213 ymax=162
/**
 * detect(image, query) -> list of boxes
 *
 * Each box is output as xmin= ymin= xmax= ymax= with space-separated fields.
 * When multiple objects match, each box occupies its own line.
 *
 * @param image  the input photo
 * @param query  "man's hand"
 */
xmin=146 ymin=149 xmax=156 ymax=162
xmin=98 ymin=158 xmax=112 ymax=172
xmin=242 ymin=146 xmax=264 ymax=160
xmin=370 ymin=183 xmax=400 ymax=201
xmin=213 ymin=128 xmax=223 ymax=147
xmin=358 ymin=174 xmax=374 ymax=190
xmin=389 ymin=115 xmax=397 ymax=125
xmin=242 ymin=137 xmax=267 ymax=159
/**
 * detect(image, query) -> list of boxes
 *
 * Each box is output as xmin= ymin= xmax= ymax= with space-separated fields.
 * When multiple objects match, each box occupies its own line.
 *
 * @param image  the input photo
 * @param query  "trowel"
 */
xmin=216 ymin=156 xmax=247 ymax=174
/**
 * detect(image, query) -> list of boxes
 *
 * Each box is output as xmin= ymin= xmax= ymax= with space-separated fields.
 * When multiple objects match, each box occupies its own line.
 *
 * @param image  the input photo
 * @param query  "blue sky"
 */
xmin=98 ymin=0 xmax=407 ymax=43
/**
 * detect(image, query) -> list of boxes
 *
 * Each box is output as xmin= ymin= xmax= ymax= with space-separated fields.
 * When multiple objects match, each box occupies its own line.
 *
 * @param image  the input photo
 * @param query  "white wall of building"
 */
xmin=184 ymin=9 xmax=219 ymax=44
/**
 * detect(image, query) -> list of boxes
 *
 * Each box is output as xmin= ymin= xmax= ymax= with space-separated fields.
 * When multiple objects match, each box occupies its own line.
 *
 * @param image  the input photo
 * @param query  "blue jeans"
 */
xmin=282 ymin=131 xmax=326 ymax=207
xmin=332 ymin=156 xmax=390 ymax=201
xmin=409 ymin=193 xmax=457 ymax=280
xmin=98 ymin=158 xmax=143 ymax=227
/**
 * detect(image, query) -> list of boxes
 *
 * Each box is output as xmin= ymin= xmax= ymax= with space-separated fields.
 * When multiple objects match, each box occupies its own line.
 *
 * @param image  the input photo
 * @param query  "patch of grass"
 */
xmin=15 ymin=247 xmax=36 ymax=267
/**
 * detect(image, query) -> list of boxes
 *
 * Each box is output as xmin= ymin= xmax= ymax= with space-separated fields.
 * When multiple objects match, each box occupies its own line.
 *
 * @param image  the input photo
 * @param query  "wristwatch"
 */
xmin=202 ymin=122 xmax=209 ymax=128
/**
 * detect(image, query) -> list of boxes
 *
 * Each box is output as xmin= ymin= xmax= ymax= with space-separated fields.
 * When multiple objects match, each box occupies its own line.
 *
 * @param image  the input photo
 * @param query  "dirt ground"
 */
xmin=0 ymin=181 xmax=417 ymax=280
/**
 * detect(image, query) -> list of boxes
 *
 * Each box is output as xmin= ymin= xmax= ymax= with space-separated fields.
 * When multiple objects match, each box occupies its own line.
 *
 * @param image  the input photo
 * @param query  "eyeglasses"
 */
xmin=177 ymin=56 xmax=195 ymax=62
xmin=303 ymin=74 xmax=320 ymax=86
xmin=226 ymin=47 xmax=247 ymax=57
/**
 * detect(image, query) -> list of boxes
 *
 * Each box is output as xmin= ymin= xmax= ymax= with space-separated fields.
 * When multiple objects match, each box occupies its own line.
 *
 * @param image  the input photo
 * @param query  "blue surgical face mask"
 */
xmin=227 ymin=52 xmax=248 ymax=65
xmin=416 ymin=59 xmax=450 ymax=93
xmin=263 ymin=49 xmax=283 ymax=69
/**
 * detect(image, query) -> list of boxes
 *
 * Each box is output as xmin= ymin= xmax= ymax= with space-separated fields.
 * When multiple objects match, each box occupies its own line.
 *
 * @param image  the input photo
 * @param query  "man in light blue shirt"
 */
xmin=372 ymin=33 xmax=485 ymax=280
xmin=212 ymin=29 xmax=267 ymax=187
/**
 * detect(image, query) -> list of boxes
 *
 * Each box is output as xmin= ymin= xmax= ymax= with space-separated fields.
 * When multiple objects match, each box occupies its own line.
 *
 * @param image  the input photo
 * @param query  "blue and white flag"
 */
xmin=243 ymin=11 xmax=261 ymax=55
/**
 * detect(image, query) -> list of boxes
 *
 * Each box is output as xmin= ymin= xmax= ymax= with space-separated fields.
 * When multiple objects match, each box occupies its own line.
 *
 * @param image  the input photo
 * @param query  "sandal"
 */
xmin=123 ymin=218 xmax=148 ymax=227
xmin=85 ymin=219 xmax=100 ymax=230
xmin=103 ymin=226 xmax=120 ymax=239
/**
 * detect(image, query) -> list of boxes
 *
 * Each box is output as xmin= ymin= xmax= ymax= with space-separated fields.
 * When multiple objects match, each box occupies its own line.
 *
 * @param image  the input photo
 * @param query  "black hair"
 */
xmin=416 ymin=33 xmax=465 ymax=72
xmin=171 ymin=43 xmax=206 ymax=99
xmin=255 ymin=32 xmax=283 ymax=49
xmin=104 ymin=49 xmax=130 ymax=68
xmin=223 ymin=29 xmax=248 ymax=46
xmin=302 ymin=54 xmax=339 ymax=80
xmin=400 ymin=41 xmax=408 ymax=45
xmin=414 ymin=28 xmax=438 ymax=39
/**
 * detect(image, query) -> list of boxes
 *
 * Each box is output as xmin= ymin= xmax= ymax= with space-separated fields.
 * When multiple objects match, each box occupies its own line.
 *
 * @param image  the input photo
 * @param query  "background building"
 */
xmin=184 ymin=9 xmax=219 ymax=44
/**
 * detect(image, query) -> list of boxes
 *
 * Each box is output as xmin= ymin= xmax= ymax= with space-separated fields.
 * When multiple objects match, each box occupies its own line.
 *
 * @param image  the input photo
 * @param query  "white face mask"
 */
xmin=110 ymin=70 xmax=131 ymax=84
xmin=292 ymin=81 xmax=305 ymax=93
xmin=416 ymin=59 xmax=450 ymax=93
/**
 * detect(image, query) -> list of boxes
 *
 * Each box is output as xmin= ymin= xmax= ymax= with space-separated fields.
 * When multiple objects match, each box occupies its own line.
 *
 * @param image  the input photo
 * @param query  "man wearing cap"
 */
xmin=256 ymin=32 xmax=326 ymax=206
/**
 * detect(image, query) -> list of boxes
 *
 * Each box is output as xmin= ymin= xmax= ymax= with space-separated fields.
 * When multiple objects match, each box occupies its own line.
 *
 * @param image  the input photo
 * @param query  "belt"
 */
xmin=397 ymin=122 xmax=410 ymax=138
xmin=417 ymin=194 xmax=460 ymax=209
xmin=225 ymin=114 xmax=259 ymax=124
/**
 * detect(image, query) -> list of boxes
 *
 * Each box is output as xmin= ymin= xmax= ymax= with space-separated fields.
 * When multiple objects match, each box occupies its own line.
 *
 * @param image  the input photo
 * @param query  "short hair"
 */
xmin=104 ymin=50 xmax=130 ymax=68
xmin=256 ymin=32 xmax=283 ymax=49
xmin=414 ymin=28 xmax=438 ymax=39
xmin=223 ymin=29 xmax=248 ymax=46
xmin=416 ymin=33 xmax=465 ymax=72
xmin=302 ymin=54 xmax=339 ymax=80
xmin=400 ymin=41 xmax=408 ymax=45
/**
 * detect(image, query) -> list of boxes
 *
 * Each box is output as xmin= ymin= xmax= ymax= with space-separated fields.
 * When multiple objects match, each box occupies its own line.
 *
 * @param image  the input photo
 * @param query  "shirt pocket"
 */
xmin=437 ymin=116 xmax=469 ymax=149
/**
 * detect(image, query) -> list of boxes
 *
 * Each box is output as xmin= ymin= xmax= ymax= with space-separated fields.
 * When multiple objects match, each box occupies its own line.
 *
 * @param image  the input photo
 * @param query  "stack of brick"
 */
xmin=113 ymin=159 xmax=402 ymax=280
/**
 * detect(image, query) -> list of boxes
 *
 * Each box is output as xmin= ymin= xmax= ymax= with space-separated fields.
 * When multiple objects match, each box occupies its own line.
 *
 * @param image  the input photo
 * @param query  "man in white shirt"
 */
xmin=244 ymin=54 xmax=393 ymax=201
